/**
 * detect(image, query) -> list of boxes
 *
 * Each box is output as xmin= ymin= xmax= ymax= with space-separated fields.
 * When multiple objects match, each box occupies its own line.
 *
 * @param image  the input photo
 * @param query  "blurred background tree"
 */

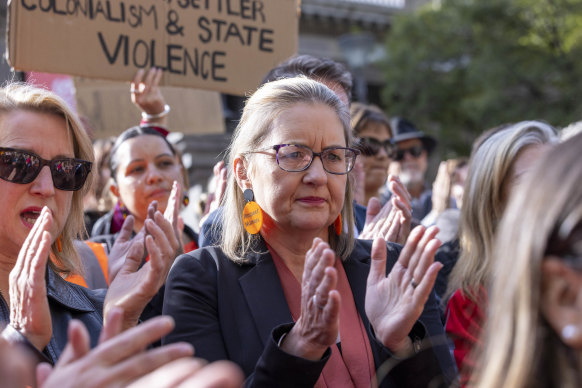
xmin=381 ymin=0 xmax=582 ymax=157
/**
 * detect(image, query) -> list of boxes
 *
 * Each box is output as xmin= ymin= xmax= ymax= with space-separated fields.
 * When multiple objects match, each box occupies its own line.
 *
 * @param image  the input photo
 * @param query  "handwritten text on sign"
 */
xmin=8 ymin=0 xmax=298 ymax=95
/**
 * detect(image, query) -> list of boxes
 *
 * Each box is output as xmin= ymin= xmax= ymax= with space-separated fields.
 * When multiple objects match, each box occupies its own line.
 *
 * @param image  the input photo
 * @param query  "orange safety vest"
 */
xmin=65 ymin=241 xmax=109 ymax=289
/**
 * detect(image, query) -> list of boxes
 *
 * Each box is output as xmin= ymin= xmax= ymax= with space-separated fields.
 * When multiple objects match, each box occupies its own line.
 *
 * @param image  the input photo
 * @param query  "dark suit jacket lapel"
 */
xmin=239 ymin=248 xmax=294 ymax=347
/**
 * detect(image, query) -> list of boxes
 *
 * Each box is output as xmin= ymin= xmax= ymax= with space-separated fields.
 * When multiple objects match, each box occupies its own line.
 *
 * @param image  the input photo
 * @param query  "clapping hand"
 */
xmin=36 ymin=308 xmax=193 ymax=388
xmin=9 ymin=206 xmax=54 ymax=351
xmin=104 ymin=198 xmax=181 ymax=330
xmin=365 ymin=226 xmax=442 ymax=355
xmin=281 ymin=238 xmax=340 ymax=360
xmin=163 ymin=181 xmax=185 ymax=256
xmin=360 ymin=175 xmax=412 ymax=244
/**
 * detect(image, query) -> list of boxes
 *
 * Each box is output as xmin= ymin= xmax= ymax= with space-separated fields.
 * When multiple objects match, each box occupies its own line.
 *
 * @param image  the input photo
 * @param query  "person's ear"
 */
xmin=233 ymin=155 xmax=251 ymax=191
xmin=109 ymin=181 xmax=120 ymax=199
xmin=541 ymin=257 xmax=582 ymax=349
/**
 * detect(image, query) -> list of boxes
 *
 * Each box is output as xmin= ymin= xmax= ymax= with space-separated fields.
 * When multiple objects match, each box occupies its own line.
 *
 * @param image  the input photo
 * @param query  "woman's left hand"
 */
xmin=9 ymin=207 xmax=54 ymax=351
xmin=365 ymin=225 xmax=442 ymax=355
xmin=104 ymin=205 xmax=181 ymax=330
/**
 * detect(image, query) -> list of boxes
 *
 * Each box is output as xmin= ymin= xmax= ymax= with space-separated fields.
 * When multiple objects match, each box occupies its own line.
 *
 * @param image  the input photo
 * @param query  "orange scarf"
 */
xmin=270 ymin=247 xmax=375 ymax=388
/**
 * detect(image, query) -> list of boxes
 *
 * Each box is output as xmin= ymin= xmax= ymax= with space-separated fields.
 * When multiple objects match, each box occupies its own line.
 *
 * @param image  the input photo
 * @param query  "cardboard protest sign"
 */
xmin=74 ymin=77 xmax=225 ymax=138
xmin=7 ymin=0 xmax=299 ymax=95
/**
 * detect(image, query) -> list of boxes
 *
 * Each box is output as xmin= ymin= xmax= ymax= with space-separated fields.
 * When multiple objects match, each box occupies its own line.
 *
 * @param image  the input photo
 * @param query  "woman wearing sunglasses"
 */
xmin=350 ymin=103 xmax=396 ymax=206
xmin=0 ymin=83 xmax=180 ymax=365
xmin=350 ymin=103 xmax=412 ymax=245
xmin=163 ymin=78 xmax=456 ymax=387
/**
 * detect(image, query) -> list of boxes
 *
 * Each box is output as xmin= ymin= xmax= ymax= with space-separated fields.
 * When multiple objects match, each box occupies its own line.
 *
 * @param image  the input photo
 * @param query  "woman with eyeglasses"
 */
xmin=162 ymin=77 xmax=456 ymax=387
xmin=350 ymin=103 xmax=413 ymax=245
xmin=0 ymin=83 xmax=183 ymax=366
xmin=474 ymin=132 xmax=582 ymax=388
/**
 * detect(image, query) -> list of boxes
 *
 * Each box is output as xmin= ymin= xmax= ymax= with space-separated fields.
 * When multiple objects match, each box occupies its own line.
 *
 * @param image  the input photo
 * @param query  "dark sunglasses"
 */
xmin=356 ymin=137 xmax=396 ymax=158
xmin=0 ymin=147 xmax=92 ymax=191
xmin=394 ymin=145 xmax=425 ymax=161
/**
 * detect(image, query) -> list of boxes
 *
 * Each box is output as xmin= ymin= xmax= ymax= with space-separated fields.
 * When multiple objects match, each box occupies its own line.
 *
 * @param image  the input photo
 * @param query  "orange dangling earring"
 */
xmin=56 ymin=236 xmax=63 ymax=252
xmin=183 ymin=195 xmax=190 ymax=207
xmin=334 ymin=214 xmax=342 ymax=236
xmin=242 ymin=189 xmax=263 ymax=234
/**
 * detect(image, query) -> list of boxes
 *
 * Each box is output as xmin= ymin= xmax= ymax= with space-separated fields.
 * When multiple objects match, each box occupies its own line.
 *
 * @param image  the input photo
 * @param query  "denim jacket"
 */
xmin=1 ymin=266 xmax=105 ymax=364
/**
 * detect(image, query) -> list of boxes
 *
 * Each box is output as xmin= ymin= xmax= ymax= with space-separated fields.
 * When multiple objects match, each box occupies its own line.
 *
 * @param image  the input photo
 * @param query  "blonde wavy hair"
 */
xmin=218 ymin=77 xmax=356 ymax=262
xmin=475 ymin=132 xmax=582 ymax=388
xmin=0 ymin=83 xmax=94 ymax=275
xmin=446 ymin=121 xmax=558 ymax=301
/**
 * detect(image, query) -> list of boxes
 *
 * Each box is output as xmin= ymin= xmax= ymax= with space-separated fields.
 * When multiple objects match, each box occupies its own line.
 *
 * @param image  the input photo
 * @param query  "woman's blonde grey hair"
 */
xmin=218 ymin=76 xmax=355 ymax=262
xmin=475 ymin=132 xmax=582 ymax=388
xmin=0 ymin=83 xmax=95 ymax=276
xmin=446 ymin=121 xmax=558 ymax=301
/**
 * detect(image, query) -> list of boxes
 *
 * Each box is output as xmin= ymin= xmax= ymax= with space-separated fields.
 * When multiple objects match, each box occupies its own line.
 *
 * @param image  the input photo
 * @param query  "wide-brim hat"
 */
xmin=389 ymin=117 xmax=437 ymax=154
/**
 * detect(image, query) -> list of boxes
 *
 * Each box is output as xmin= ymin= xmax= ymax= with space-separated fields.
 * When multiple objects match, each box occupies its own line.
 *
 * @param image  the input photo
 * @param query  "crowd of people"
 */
xmin=0 ymin=54 xmax=580 ymax=388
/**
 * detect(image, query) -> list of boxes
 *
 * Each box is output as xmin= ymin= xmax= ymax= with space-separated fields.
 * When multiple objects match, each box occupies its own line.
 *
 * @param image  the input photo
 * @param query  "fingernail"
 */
xmin=175 ymin=342 xmax=194 ymax=355
xmin=157 ymin=315 xmax=175 ymax=328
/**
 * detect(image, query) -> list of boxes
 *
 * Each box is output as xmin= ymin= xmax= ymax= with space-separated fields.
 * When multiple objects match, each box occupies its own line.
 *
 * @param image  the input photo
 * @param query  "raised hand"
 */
xmin=360 ymin=175 xmax=412 ymax=244
xmin=130 ymin=67 xmax=166 ymax=124
xmin=281 ymin=238 xmax=341 ymax=360
xmin=200 ymin=161 xmax=227 ymax=227
xmin=163 ymin=181 xmax=184 ymax=255
xmin=107 ymin=200 xmax=158 ymax=282
xmin=365 ymin=226 xmax=442 ymax=354
xmin=36 ymin=310 xmax=193 ymax=388
xmin=9 ymin=206 xmax=53 ymax=351
xmin=431 ymin=161 xmax=453 ymax=214
xmin=104 ymin=205 xmax=180 ymax=330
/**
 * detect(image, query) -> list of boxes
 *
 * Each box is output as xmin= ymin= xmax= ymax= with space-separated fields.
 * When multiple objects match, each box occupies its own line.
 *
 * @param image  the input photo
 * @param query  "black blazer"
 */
xmin=163 ymin=239 xmax=457 ymax=387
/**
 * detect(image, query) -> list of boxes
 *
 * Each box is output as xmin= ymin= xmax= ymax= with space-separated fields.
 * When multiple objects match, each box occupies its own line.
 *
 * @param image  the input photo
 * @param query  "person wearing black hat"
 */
xmin=382 ymin=117 xmax=437 ymax=223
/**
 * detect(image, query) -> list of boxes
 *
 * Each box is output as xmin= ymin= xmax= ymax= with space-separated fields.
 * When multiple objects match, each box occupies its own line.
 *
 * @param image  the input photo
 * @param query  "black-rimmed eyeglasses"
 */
xmin=249 ymin=144 xmax=359 ymax=175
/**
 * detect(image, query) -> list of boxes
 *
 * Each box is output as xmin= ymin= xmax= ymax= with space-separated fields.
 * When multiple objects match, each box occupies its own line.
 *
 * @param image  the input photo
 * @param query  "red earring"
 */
xmin=334 ymin=214 xmax=342 ymax=236
xmin=56 ymin=236 xmax=63 ymax=252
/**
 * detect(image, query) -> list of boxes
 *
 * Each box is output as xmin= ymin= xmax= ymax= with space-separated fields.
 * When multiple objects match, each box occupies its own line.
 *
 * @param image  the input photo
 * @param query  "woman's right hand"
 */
xmin=9 ymin=206 xmax=53 ymax=352
xmin=280 ymin=238 xmax=341 ymax=360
